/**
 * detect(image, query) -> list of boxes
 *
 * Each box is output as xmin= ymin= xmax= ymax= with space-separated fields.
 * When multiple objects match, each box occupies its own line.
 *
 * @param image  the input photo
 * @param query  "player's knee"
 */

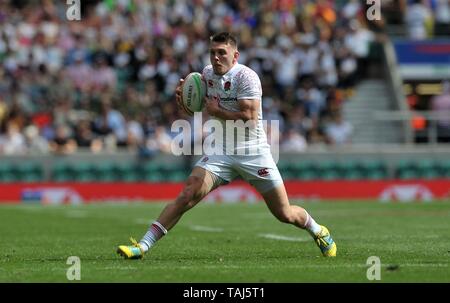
xmin=176 ymin=176 xmax=204 ymax=208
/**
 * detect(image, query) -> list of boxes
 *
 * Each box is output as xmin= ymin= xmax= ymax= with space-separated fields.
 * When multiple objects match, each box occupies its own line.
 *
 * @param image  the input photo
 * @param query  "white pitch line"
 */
xmin=189 ymin=225 xmax=224 ymax=232
xmin=258 ymin=233 xmax=310 ymax=242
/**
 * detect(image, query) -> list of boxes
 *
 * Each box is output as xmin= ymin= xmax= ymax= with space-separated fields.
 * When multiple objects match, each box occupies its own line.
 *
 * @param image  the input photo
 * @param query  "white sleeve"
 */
xmin=201 ymin=65 xmax=212 ymax=80
xmin=237 ymin=68 xmax=262 ymax=101
xmin=202 ymin=65 xmax=212 ymax=96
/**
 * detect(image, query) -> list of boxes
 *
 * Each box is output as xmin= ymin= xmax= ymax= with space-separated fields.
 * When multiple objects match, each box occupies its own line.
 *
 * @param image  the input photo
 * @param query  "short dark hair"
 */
xmin=210 ymin=32 xmax=238 ymax=48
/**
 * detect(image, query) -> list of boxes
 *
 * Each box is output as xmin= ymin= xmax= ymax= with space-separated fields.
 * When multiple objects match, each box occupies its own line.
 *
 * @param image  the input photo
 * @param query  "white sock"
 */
xmin=303 ymin=211 xmax=322 ymax=235
xmin=139 ymin=221 xmax=167 ymax=252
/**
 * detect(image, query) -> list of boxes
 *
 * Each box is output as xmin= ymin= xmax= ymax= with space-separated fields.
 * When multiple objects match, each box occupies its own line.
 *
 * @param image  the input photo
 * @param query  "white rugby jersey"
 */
xmin=202 ymin=63 xmax=270 ymax=155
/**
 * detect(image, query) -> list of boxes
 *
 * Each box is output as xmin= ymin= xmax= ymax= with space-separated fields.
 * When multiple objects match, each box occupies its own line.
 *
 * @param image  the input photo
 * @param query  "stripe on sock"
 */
xmin=152 ymin=221 xmax=168 ymax=235
xmin=140 ymin=221 xmax=168 ymax=251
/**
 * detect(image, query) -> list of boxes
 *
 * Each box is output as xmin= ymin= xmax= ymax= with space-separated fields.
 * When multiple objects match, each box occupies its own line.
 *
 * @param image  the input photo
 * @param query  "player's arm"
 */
xmin=205 ymin=96 xmax=259 ymax=122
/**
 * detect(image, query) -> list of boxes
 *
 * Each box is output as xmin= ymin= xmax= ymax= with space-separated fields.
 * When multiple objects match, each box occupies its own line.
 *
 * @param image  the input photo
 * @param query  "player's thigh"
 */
xmin=178 ymin=154 xmax=236 ymax=206
xmin=234 ymin=154 xmax=291 ymax=215
xmin=194 ymin=154 xmax=237 ymax=184
xmin=235 ymin=153 xmax=283 ymax=194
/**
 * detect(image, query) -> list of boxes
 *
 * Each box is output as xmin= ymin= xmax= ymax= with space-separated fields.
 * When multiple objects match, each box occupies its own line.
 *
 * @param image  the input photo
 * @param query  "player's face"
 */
xmin=210 ymin=42 xmax=239 ymax=75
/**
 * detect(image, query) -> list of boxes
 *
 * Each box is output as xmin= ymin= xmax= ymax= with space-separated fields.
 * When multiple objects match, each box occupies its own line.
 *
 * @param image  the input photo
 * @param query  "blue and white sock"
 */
xmin=139 ymin=221 xmax=168 ymax=252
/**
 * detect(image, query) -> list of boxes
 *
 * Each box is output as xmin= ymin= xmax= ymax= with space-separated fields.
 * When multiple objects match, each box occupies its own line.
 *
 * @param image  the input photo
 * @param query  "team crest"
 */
xmin=257 ymin=168 xmax=269 ymax=177
xmin=201 ymin=157 xmax=209 ymax=163
xmin=224 ymin=81 xmax=231 ymax=91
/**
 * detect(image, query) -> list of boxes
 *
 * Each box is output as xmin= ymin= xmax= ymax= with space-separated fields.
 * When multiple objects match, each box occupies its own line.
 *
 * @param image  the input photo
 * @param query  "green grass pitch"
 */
xmin=0 ymin=201 xmax=449 ymax=282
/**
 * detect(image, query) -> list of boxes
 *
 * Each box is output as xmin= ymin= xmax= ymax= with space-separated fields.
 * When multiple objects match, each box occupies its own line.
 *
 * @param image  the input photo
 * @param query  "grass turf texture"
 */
xmin=0 ymin=201 xmax=449 ymax=282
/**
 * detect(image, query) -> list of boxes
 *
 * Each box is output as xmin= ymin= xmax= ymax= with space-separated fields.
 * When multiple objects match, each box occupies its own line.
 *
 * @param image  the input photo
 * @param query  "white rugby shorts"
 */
xmin=194 ymin=153 xmax=284 ymax=193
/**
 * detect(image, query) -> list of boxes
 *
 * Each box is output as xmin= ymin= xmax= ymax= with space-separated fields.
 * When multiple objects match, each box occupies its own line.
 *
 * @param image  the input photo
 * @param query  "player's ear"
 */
xmin=233 ymin=50 xmax=240 ymax=63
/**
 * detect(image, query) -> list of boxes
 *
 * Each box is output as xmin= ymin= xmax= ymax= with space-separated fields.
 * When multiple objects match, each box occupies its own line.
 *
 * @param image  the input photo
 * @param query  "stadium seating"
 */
xmin=141 ymin=161 xmax=167 ymax=182
xmin=416 ymin=159 xmax=440 ymax=179
xmin=316 ymin=161 xmax=341 ymax=180
xmin=396 ymin=160 xmax=420 ymax=180
xmin=0 ymin=162 xmax=43 ymax=182
xmin=359 ymin=160 xmax=388 ymax=180
xmin=16 ymin=162 xmax=43 ymax=183
xmin=51 ymin=162 xmax=72 ymax=182
xmin=114 ymin=162 xmax=142 ymax=182
xmin=291 ymin=161 xmax=318 ymax=180
xmin=338 ymin=161 xmax=364 ymax=180
xmin=440 ymin=160 xmax=450 ymax=178
xmin=94 ymin=161 xmax=117 ymax=182
xmin=0 ymin=159 xmax=448 ymax=183
xmin=72 ymin=162 xmax=97 ymax=182
xmin=0 ymin=163 xmax=16 ymax=183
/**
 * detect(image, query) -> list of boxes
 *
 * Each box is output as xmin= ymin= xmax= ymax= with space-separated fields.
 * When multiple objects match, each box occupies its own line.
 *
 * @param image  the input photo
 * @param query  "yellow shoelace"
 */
xmin=129 ymin=237 xmax=144 ymax=258
xmin=130 ymin=237 xmax=139 ymax=247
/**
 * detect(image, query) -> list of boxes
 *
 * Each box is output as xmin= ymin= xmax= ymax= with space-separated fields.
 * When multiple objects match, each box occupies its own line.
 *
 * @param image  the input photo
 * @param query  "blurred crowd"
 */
xmin=383 ymin=0 xmax=450 ymax=39
xmin=0 ymin=0 xmax=383 ymax=156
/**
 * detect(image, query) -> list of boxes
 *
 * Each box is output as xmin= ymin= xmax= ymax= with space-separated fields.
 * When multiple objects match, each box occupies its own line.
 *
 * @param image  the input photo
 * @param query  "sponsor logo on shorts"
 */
xmin=257 ymin=168 xmax=269 ymax=177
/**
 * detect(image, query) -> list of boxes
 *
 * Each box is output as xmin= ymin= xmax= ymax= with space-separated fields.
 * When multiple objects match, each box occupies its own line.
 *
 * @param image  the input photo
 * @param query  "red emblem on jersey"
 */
xmin=208 ymin=80 xmax=213 ymax=87
xmin=257 ymin=168 xmax=269 ymax=177
xmin=224 ymin=81 xmax=231 ymax=91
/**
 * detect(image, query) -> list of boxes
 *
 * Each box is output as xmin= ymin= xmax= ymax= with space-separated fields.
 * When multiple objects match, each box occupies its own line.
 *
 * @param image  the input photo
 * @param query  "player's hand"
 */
xmin=204 ymin=96 xmax=220 ymax=116
xmin=175 ymin=79 xmax=184 ymax=111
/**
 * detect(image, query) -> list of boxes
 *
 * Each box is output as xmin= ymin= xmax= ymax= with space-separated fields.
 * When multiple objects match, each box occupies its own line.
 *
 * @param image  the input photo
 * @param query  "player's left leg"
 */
xmin=117 ymin=167 xmax=223 ymax=259
xmin=260 ymin=184 xmax=336 ymax=257
xmin=235 ymin=154 xmax=336 ymax=257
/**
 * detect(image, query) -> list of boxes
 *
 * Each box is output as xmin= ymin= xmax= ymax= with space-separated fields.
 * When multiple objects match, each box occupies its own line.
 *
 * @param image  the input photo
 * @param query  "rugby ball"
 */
xmin=181 ymin=72 xmax=206 ymax=115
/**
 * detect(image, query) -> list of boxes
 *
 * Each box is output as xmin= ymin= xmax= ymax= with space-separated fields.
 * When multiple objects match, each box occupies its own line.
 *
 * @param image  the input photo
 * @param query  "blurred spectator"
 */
xmin=126 ymin=113 xmax=145 ymax=150
xmin=90 ymin=55 xmax=116 ymax=92
xmin=433 ymin=0 xmax=450 ymax=36
xmin=281 ymin=128 xmax=308 ymax=152
xmin=49 ymin=124 xmax=77 ymax=155
xmin=344 ymin=20 xmax=375 ymax=79
xmin=145 ymin=125 xmax=172 ymax=154
xmin=0 ymin=121 xmax=27 ymax=155
xmin=94 ymin=101 xmax=128 ymax=146
xmin=24 ymin=124 xmax=49 ymax=154
xmin=307 ymin=124 xmax=328 ymax=147
xmin=337 ymin=48 xmax=358 ymax=89
xmin=0 ymin=97 xmax=7 ymax=125
xmin=74 ymin=119 xmax=103 ymax=153
xmin=316 ymin=48 xmax=338 ymax=88
xmin=325 ymin=110 xmax=354 ymax=145
xmin=430 ymin=81 xmax=450 ymax=142
xmin=405 ymin=0 xmax=433 ymax=40
xmin=296 ymin=78 xmax=325 ymax=122
xmin=65 ymin=52 xmax=93 ymax=92
xmin=407 ymin=85 xmax=428 ymax=143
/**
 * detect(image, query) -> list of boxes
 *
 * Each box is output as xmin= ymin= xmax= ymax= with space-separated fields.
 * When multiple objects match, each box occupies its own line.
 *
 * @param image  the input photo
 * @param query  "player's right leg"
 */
xmin=117 ymin=166 xmax=219 ymax=259
xmin=261 ymin=185 xmax=336 ymax=257
xmin=235 ymin=153 xmax=336 ymax=257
